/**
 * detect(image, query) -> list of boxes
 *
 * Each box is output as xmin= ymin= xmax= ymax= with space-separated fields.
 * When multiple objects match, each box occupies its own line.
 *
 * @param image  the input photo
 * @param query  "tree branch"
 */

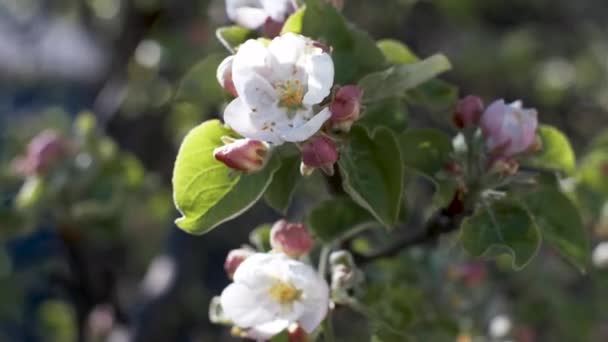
xmin=355 ymin=190 xmax=470 ymax=266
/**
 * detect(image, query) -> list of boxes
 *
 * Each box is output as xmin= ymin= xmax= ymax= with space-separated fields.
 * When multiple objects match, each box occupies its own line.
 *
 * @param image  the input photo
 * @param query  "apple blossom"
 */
xmin=226 ymin=0 xmax=296 ymax=36
xmin=13 ymin=130 xmax=68 ymax=176
xmin=224 ymin=33 xmax=335 ymax=145
xmin=480 ymin=99 xmax=538 ymax=158
xmin=329 ymin=85 xmax=363 ymax=132
xmin=213 ymin=137 xmax=269 ymax=173
xmin=270 ymin=220 xmax=314 ymax=257
xmin=453 ymin=95 xmax=483 ymax=129
xmin=220 ymin=253 xmax=329 ymax=339
xmin=300 ymin=135 xmax=338 ymax=176
xmin=217 ymin=56 xmax=238 ymax=97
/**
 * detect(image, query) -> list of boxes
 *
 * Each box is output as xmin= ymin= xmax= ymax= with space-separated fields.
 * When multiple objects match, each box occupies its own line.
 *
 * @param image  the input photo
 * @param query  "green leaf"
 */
xmin=460 ymin=200 xmax=541 ymax=270
xmin=524 ymin=125 xmax=575 ymax=175
xmin=174 ymin=53 xmax=226 ymax=108
xmin=376 ymin=39 xmax=457 ymax=110
xmin=357 ymin=97 xmax=408 ymax=133
xmin=377 ymin=39 xmax=418 ymax=64
xmin=306 ymin=197 xmax=375 ymax=243
xmin=172 ymin=120 xmax=280 ymax=234
xmin=216 ymin=26 xmax=254 ymax=52
xmin=282 ymin=0 xmax=385 ymax=83
xmin=520 ymin=185 xmax=589 ymax=272
xmin=359 ymin=54 xmax=452 ymax=103
xmin=578 ymin=150 xmax=608 ymax=196
xmin=264 ymin=155 xmax=301 ymax=215
xmin=339 ymin=126 xmax=404 ymax=228
xmin=399 ymin=128 xmax=453 ymax=177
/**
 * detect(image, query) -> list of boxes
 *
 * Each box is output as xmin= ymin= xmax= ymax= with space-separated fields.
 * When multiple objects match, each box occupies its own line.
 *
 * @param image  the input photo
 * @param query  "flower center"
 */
xmin=276 ymin=79 xmax=305 ymax=109
xmin=268 ymin=280 xmax=302 ymax=305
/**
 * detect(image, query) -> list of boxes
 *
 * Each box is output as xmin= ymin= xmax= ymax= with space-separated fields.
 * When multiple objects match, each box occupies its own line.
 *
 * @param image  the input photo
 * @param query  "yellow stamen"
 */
xmin=276 ymin=79 xmax=305 ymax=109
xmin=268 ymin=280 xmax=302 ymax=305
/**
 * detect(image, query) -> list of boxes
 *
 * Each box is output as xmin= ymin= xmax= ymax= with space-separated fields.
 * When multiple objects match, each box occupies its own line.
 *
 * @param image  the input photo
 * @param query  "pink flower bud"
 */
xmin=13 ymin=130 xmax=68 ymax=176
xmin=300 ymin=135 xmax=338 ymax=176
xmin=224 ymin=248 xmax=254 ymax=279
xmin=480 ymin=99 xmax=538 ymax=158
xmin=216 ymin=56 xmax=238 ymax=97
xmin=329 ymin=85 xmax=363 ymax=132
xmin=270 ymin=220 xmax=314 ymax=257
xmin=453 ymin=95 xmax=484 ymax=129
xmin=288 ymin=325 xmax=309 ymax=342
xmin=213 ymin=138 xmax=269 ymax=174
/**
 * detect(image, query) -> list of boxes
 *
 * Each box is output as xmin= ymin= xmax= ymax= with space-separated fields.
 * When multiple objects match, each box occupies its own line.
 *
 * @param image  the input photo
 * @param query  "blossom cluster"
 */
xmin=214 ymin=1 xmax=363 ymax=176
xmin=212 ymin=220 xmax=329 ymax=341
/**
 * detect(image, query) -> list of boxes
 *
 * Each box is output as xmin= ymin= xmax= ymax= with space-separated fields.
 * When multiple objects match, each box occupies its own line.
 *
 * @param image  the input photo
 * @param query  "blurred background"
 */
xmin=1 ymin=0 xmax=608 ymax=341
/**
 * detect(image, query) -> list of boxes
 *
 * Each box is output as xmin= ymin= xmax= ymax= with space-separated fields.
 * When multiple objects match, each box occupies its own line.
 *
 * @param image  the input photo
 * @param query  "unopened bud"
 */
xmin=214 ymin=138 xmax=269 ymax=173
xmin=270 ymin=220 xmax=314 ymax=258
xmin=453 ymin=95 xmax=483 ymax=129
xmin=300 ymin=135 xmax=338 ymax=176
xmin=216 ymin=56 xmax=238 ymax=97
xmin=329 ymin=85 xmax=363 ymax=132
xmin=480 ymin=99 xmax=538 ymax=158
xmin=224 ymin=247 xmax=254 ymax=279
xmin=262 ymin=18 xmax=284 ymax=38
xmin=13 ymin=130 xmax=68 ymax=176
xmin=329 ymin=250 xmax=355 ymax=269
xmin=489 ymin=158 xmax=519 ymax=177
xmin=288 ymin=324 xmax=309 ymax=342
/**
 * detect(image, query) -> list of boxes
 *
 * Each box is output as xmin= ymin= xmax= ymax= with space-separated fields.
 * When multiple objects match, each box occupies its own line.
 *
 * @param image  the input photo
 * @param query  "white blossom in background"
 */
xmin=592 ymin=242 xmax=608 ymax=269
xmin=223 ymin=33 xmax=335 ymax=145
xmin=489 ymin=314 xmax=512 ymax=339
xmin=220 ymin=253 xmax=329 ymax=340
xmin=226 ymin=0 xmax=295 ymax=30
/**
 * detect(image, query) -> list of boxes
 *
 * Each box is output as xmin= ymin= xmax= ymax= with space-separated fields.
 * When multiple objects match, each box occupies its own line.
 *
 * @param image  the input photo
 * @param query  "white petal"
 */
xmin=248 ymin=320 xmax=290 ymax=340
xmin=302 ymin=53 xmax=334 ymax=105
xmin=260 ymin=0 xmax=293 ymax=22
xmin=226 ymin=0 xmax=264 ymax=26
xmin=224 ymin=98 xmax=283 ymax=144
xmin=235 ymin=7 xmax=269 ymax=29
xmin=286 ymin=261 xmax=329 ymax=333
xmin=280 ymin=108 xmax=331 ymax=142
xmin=268 ymin=33 xmax=309 ymax=75
xmin=221 ymin=282 xmax=277 ymax=328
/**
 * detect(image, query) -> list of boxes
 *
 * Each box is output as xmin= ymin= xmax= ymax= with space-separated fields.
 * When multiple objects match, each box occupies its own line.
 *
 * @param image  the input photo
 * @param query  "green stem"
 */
xmin=318 ymin=244 xmax=332 ymax=278
xmin=323 ymin=310 xmax=336 ymax=342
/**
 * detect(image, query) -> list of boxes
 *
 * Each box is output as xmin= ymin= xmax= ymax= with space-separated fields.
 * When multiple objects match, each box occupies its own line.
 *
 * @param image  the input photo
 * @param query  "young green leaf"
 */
xmin=524 ymin=125 xmax=575 ymax=175
xmin=339 ymin=126 xmax=404 ymax=228
xmin=376 ymin=39 xmax=457 ymax=110
xmin=174 ymin=53 xmax=226 ymax=109
xmin=263 ymin=155 xmax=301 ymax=215
xmin=399 ymin=128 xmax=453 ymax=177
xmin=359 ymin=54 xmax=451 ymax=103
xmin=460 ymin=200 xmax=541 ymax=270
xmin=216 ymin=26 xmax=254 ymax=53
xmin=357 ymin=97 xmax=408 ymax=133
xmin=520 ymin=185 xmax=589 ymax=272
xmin=172 ymin=120 xmax=280 ymax=234
xmin=306 ymin=197 xmax=375 ymax=243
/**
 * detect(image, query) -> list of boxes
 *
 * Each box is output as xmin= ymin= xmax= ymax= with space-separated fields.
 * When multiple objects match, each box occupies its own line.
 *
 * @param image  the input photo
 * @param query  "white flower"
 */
xmin=224 ymin=33 xmax=334 ymax=145
xmin=592 ymin=242 xmax=608 ymax=269
xmin=226 ymin=0 xmax=295 ymax=30
xmin=220 ymin=253 xmax=329 ymax=339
